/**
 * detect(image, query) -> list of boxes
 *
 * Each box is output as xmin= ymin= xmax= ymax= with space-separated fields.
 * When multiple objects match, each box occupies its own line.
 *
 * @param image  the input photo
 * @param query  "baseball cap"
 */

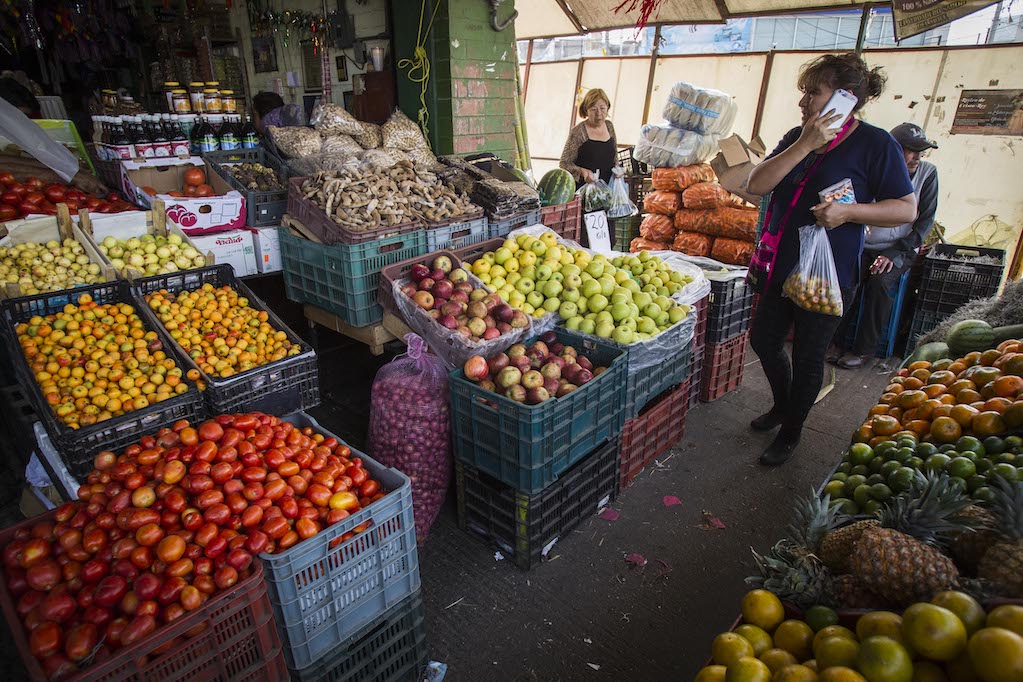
xmin=890 ymin=122 xmax=938 ymax=152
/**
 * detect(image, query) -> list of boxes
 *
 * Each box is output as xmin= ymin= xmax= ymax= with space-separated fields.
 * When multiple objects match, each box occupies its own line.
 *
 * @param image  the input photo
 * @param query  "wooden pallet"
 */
xmin=303 ymin=305 xmax=411 ymax=356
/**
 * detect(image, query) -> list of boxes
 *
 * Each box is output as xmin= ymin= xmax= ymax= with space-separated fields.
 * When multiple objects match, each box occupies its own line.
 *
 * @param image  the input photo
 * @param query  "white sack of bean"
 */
xmin=267 ymin=125 xmax=322 ymax=158
xmin=354 ymin=122 xmax=383 ymax=149
xmin=320 ymin=133 xmax=364 ymax=156
xmin=309 ymin=102 xmax=365 ymax=136
xmin=382 ymin=109 xmax=429 ymax=151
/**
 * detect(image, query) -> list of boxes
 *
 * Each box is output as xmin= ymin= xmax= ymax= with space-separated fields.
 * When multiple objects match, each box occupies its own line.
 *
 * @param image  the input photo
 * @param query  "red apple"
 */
xmin=432 ymin=255 xmax=453 ymax=274
xmin=479 ymin=379 xmax=496 ymax=392
xmin=575 ymin=369 xmax=593 ymax=385
xmin=432 ymin=297 xmax=448 ymax=310
xmin=456 ymin=326 xmax=472 ymax=338
xmin=467 ymin=318 xmax=487 ymax=337
xmin=412 ymin=291 xmax=434 ymax=310
xmin=496 ymin=322 xmax=512 ymax=333
xmin=441 ymin=301 xmax=464 ymax=317
xmin=556 ymin=384 xmax=578 ymax=398
xmin=540 ymin=363 xmax=561 ymax=381
xmin=510 ymin=311 xmax=529 ymax=329
xmin=487 ymin=353 xmax=510 ymax=375
xmin=466 ymin=301 xmax=487 ymax=319
xmin=400 ymin=283 xmax=418 ymax=298
xmin=439 ymin=314 xmax=459 ymax=329
xmin=525 ymin=386 xmax=550 ymax=405
xmin=511 ymin=355 xmax=531 ymax=374
xmin=449 ymin=268 xmax=468 ymax=284
xmin=483 ymin=328 xmax=501 ymax=340
xmin=542 ymin=377 xmax=560 ymax=395
xmin=577 ymin=356 xmax=593 ymax=372
xmin=432 ymin=280 xmax=454 ymax=300
xmin=496 ymin=367 xmax=522 ymax=389
xmin=430 ymin=269 xmax=445 ymax=282
xmin=507 ymin=344 xmax=527 ymax=359
xmin=521 ymin=370 xmax=544 ymax=390
xmin=409 ymin=263 xmax=431 ymax=283
xmin=540 ymin=331 xmax=558 ymax=345
xmin=504 ymin=384 xmax=527 ymax=403
xmin=455 ymin=281 xmax=474 ymax=294
xmin=464 ymin=356 xmax=488 ymax=382
xmin=483 ymin=294 xmax=502 ymax=312
xmin=494 ymin=304 xmax=515 ymax=324
xmin=418 ymin=278 xmax=436 ymax=292
xmin=451 ymin=290 xmax=469 ymax=304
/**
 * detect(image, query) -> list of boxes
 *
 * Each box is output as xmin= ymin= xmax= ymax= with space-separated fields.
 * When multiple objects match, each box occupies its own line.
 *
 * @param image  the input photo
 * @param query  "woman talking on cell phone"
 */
xmin=745 ymin=53 xmax=918 ymax=466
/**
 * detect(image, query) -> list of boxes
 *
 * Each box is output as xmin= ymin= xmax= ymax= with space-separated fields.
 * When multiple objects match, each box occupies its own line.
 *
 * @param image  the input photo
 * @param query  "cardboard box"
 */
xmin=711 ymin=135 xmax=767 ymax=205
xmin=120 ymin=157 xmax=246 ymax=235
xmin=250 ymin=227 xmax=282 ymax=273
xmin=189 ymin=229 xmax=258 ymax=277
xmin=20 ymin=485 xmax=61 ymax=518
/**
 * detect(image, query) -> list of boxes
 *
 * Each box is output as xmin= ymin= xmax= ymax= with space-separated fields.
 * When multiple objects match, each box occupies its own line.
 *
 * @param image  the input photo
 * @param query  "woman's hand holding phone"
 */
xmin=796 ymin=110 xmax=845 ymax=153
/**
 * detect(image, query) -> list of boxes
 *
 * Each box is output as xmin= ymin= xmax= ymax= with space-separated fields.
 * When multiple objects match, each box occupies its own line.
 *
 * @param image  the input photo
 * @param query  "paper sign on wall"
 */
xmin=584 ymin=211 xmax=612 ymax=255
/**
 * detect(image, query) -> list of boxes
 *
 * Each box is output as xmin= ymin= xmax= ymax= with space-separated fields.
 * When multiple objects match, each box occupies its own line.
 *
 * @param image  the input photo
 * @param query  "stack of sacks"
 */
xmin=629 ymin=163 xmax=759 ymax=266
xmin=632 ymin=82 xmax=738 ymax=169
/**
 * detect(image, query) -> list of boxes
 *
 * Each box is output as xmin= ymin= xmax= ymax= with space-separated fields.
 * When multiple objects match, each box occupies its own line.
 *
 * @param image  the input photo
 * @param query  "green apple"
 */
xmin=642 ymin=302 xmax=662 ymax=319
xmin=522 ymin=302 xmax=535 ymax=315
xmin=622 ymin=279 xmax=641 ymax=294
xmin=585 ymin=312 xmax=597 ymax=321
xmin=668 ymin=307 xmax=685 ymax=324
xmin=576 ymin=297 xmax=588 ymax=314
xmin=496 ymin=290 xmax=509 ymax=302
xmin=494 ymin=247 xmax=512 ymax=265
xmin=478 ymin=273 xmax=492 ymax=285
xmin=669 ymin=271 xmax=684 ymax=284
xmin=520 ymin=265 xmax=536 ymax=281
xmin=519 ymin=250 xmax=537 ymax=267
xmin=506 ymin=272 xmax=521 ymax=286
xmin=614 ymin=270 xmax=632 ymax=285
xmin=595 ymin=321 xmax=615 ymax=339
xmin=637 ymin=250 xmax=651 ymax=262
xmin=530 ymin=241 xmax=547 ymax=257
xmin=610 ymin=302 xmax=630 ymax=323
xmin=514 ymin=277 xmax=534 ymax=294
xmin=599 ymin=277 xmax=615 ymax=297
xmin=491 ymin=264 xmax=507 ymax=279
xmin=656 ymin=287 xmax=670 ymax=297
xmin=509 ymin=290 xmax=526 ymax=308
xmin=585 ymin=261 xmax=604 ymax=279
xmin=667 ymin=282 xmax=682 ymax=294
xmin=483 ymin=252 xmax=496 ymax=264
xmin=633 ymin=292 xmax=652 ymax=309
xmin=588 ymin=294 xmax=608 ymax=313
xmin=656 ymin=311 xmax=670 ymax=328
xmin=580 ymin=318 xmax=597 ymax=335
xmin=612 ymin=325 xmax=635 ymax=344
xmin=629 ymin=303 xmax=640 ymax=319
xmin=559 ymin=301 xmax=578 ymax=319
xmin=655 ymin=296 xmax=673 ymax=311
xmin=596 ymin=311 xmax=614 ymax=325
xmin=550 ymin=271 xmax=564 ymax=283
xmin=637 ymin=316 xmax=657 ymax=334
xmin=621 ymin=317 xmax=638 ymax=330
xmin=491 ymin=276 xmax=506 ymax=289
xmin=543 ymin=280 xmax=563 ymax=298
xmin=526 ymin=291 xmax=544 ymax=308
xmin=535 ymin=264 xmax=552 ymax=281
xmin=637 ymin=332 xmax=651 ymax=341
xmin=639 ymin=273 xmax=651 ymax=285
xmin=581 ymin=279 xmax=602 ymax=298
xmin=561 ymin=286 xmax=580 ymax=303
xmin=543 ymin=297 xmax=561 ymax=312
xmin=651 ymin=276 xmax=664 ymax=288
xmin=631 ymin=264 xmax=645 ymax=277
xmin=642 ymin=285 xmax=657 ymax=294
xmin=504 ymin=258 xmax=519 ymax=273
xmin=562 ymin=264 xmax=580 ymax=279
xmin=565 ymin=315 xmax=583 ymax=330
xmin=564 ymin=273 xmax=582 ymax=289
xmin=611 ymin=257 xmax=624 ymax=268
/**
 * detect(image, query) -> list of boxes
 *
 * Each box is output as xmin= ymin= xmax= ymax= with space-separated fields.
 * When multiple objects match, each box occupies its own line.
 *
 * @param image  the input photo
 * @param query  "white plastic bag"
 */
xmin=577 ymin=178 xmax=612 ymax=213
xmin=782 ymin=225 xmax=844 ymax=316
xmin=310 ymin=103 xmax=365 ymax=136
xmin=633 ymin=124 xmax=720 ymax=168
xmin=662 ymin=82 xmax=738 ymax=136
xmin=606 ymin=167 xmax=637 ymax=219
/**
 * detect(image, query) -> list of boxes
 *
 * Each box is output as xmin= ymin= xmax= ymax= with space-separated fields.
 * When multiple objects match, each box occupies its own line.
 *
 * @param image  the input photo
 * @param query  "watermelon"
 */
xmin=946 ymin=319 xmax=1023 ymax=355
xmin=538 ymin=168 xmax=575 ymax=207
xmin=510 ymin=167 xmax=535 ymax=188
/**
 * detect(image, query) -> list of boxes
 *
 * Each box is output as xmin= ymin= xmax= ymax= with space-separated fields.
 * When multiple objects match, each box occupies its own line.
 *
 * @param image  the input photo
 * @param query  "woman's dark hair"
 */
xmin=0 ymin=78 xmax=40 ymax=116
xmin=252 ymin=91 xmax=285 ymax=118
xmin=798 ymin=53 xmax=887 ymax=111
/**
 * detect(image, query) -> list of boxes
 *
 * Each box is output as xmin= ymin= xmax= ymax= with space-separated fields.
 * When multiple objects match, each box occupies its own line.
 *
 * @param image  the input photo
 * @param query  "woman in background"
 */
xmin=559 ymin=88 xmax=617 ymax=188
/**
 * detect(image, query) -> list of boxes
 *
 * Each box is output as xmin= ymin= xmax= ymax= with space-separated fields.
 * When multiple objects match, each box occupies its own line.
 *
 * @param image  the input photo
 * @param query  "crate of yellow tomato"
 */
xmin=131 ymin=264 xmax=319 ymax=415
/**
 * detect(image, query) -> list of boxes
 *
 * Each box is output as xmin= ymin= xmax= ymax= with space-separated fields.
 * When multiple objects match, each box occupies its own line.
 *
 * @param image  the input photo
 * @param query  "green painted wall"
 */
xmin=393 ymin=0 xmax=518 ymax=161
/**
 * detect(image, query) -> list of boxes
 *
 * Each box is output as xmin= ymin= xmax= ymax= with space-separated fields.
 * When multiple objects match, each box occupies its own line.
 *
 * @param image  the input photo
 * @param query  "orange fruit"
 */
xmin=971 ymin=411 xmax=1007 ymax=437
xmin=911 ymin=368 xmax=932 ymax=382
xmin=949 ymin=379 xmax=976 ymax=395
xmin=957 ymin=389 xmax=983 ymax=404
xmin=950 ymin=404 xmax=980 ymax=428
xmin=1005 ymin=402 xmax=1023 ymax=429
xmin=933 ymin=404 xmax=954 ymax=419
xmin=869 ymin=404 xmax=890 ymax=416
xmin=918 ymin=399 xmax=943 ymax=420
xmin=983 ymin=397 xmax=1012 ymax=414
xmin=903 ymin=408 xmax=920 ymax=422
xmin=928 ymin=370 xmax=958 ymax=387
xmin=888 ymin=407 xmax=904 ymax=422
xmin=879 ymin=393 xmax=899 ymax=406
xmin=931 ymin=416 xmax=963 ymax=443
xmin=899 ymin=390 xmax=927 ymax=409
xmin=993 ymin=376 xmax=1023 ymax=398
xmin=885 ymin=383 xmax=905 ymax=394
xmin=869 ymin=436 xmax=893 ymax=448
xmin=1003 ymin=355 xmax=1023 ymax=376
xmin=909 ymin=361 xmax=932 ymax=372
xmin=907 ymin=420 xmax=931 ymax=437
xmin=939 ymin=394 xmax=957 ymax=405
xmin=948 ymin=361 xmax=968 ymax=374
xmin=981 ymin=349 xmax=1003 ymax=366
xmin=871 ymin=415 xmax=902 ymax=436
xmin=924 ymin=384 xmax=948 ymax=399
xmin=853 ymin=425 xmax=873 ymax=444
xmin=902 ymin=377 xmax=925 ymax=390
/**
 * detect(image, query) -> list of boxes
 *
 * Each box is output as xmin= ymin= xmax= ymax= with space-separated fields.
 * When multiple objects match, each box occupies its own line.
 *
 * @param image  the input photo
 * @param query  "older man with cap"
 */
xmin=831 ymin=122 xmax=939 ymax=369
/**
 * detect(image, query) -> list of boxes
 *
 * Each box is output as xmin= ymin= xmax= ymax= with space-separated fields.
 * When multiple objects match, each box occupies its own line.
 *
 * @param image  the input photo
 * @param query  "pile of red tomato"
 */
xmin=0 ymin=172 xmax=136 ymax=223
xmin=2 ymin=412 xmax=386 ymax=678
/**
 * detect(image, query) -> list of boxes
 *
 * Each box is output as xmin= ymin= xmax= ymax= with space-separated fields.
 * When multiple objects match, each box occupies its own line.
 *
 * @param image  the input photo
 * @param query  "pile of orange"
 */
xmin=15 ymin=293 xmax=190 ymax=429
xmin=855 ymin=340 xmax=1023 ymax=447
xmin=146 ymin=283 xmax=302 ymax=380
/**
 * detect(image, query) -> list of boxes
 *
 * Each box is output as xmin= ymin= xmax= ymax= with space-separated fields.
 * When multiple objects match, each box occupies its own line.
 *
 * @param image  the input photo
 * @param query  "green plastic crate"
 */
xmin=279 ymin=227 xmax=427 ymax=327
xmin=611 ymin=215 xmax=641 ymax=250
xmin=449 ymin=329 xmax=628 ymax=494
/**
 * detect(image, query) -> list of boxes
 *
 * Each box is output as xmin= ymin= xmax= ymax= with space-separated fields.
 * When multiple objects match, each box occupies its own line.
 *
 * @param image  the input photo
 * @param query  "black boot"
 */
xmin=759 ymin=430 xmax=801 ymax=466
xmin=751 ymin=408 xmax=785 ymax=432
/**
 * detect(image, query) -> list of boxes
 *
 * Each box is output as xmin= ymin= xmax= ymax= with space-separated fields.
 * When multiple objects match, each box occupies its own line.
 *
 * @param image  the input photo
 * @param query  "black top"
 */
xmin=574 ymin=137 xmax=616 ymax=189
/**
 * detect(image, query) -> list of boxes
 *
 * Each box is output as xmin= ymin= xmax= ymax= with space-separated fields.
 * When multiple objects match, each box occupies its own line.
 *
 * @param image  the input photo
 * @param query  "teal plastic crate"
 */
xmin=424 ymin=214 xmax=488 ymax=252
xmin=449 ymin=329 xmax=628 ymax=493
xmin=279 ymin=227 xmax=427 ymax=327
xmin=625 ymin=338 xmax=692 ymax=419
xmin=487 ymin=209 xmax=542 ymax=239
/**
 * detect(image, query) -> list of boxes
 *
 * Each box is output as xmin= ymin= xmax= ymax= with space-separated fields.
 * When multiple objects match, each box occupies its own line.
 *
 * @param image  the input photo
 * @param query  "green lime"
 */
xmin=949 ymin=476 xmax=968 ymax=494
xmin=1016 ymin=466 xmax=1023 ymax=481
xmin=907 ymin=456 xmax=925 ymax=470
xmin=880 ymin=460 xmax=902 ymax=478
xmin=892 ymin=447 xmax=915 ymax=464
xmin=848 ymin=442 xmax=875 ymax=466
xmin=1006 ymin=435 xmax=1023 ymax=451
xmin=939 ymin=443 xmax=958 ymax=453
xmin=850 ymin=464 xmax=869 ymax=477
xmin=973 ymin=486 xmax=996 ymax=503
xmin=874 ymin=441 xmax=898 ymax=459
xmin=959 ymin=450 xmax=980 ymax=462
xmin=845 ymin=474 xmax=868 ymax=496
xmin=967 ymin=474 xmax=989 ymax=493
xmin=957 ymin=436 xmax=984 ymax=455
xmin=806 ymin=605 xmax=840 ymax=632
xmin=993 ymin=463 xmax=1020 ymax=481
xmin=947 ymin=456 xmax=978 ymax=479
xmin=925 ymin=454 xmax=952 ymax=473
xmin=976 ymin=458 xmax=994 ymax=474
xmin=853 ymin=484 xmax=874 ymax=508
xmin=868 ymin=458 xmax=886 ymax=475
xmin=888 ymin=467 xmax=917 ymax=492
xmin=870 ymin=483 xmax=893 ymax=502
xmin=823 ymin=480 xmax=846 ymax=498
xmin=866 ymin=474 xmax=886 ymax=486
xmin=837 ymin=462 xmax=853 ymax=475
xmin=984 ymin=436 xmax=1006 ymax=454
xmin=994 ymin=453 xmax=1017 ymax=465
xmin=834 ymin=499 xmax=860 ymax=515
xmin=897 ymin=435 xmax=918 ymax=449
xmin=915 ymin=442 xmax=939 ymax=458
xmin=830 ymin=472 xmax=849 ymax=483
xmin=863 ymin=499 xmax=883 ymax=515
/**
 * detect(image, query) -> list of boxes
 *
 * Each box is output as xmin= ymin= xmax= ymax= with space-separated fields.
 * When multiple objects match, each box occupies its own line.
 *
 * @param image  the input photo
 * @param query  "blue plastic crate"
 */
xmin=424 ymin=214 xmax=488 ymax=252
xmin=262 ymin=412 xmax=421 ymax=671
xmin=843 ymin=269 xmax=910 ymax=358
xmin=449 ymin=329 xmax=628 ymax=494
xmin=279 ymin=227 xmax=427 ymax=327
xmin=625 ymin=339 xmax=692 ymax=419
xmin=486 ymin=209 xmax=542 ymax=239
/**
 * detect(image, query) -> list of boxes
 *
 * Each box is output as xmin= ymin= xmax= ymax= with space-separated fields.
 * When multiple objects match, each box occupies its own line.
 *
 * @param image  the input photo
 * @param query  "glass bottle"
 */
xmin=168 ymin=115 xmax=190 ymax=156
xmin=240 ymin=115 xmax=259 ymax=149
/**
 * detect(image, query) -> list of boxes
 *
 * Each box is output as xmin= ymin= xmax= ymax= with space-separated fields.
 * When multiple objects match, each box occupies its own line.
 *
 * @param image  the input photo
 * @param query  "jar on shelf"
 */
xmin=203 ymin=88 xmax=222 ymax=114
xmin=102 ymin=89 xmax=117 ymax=112
xmin=189 ymin=82 xmax=206 ymax=113
xmin=221 ymin=89 xmax=237 ymax=114
xmin=171 ymin=89 xmax=191 ymax=114
xmin=163 ymin=81 xmax=180 ymax=112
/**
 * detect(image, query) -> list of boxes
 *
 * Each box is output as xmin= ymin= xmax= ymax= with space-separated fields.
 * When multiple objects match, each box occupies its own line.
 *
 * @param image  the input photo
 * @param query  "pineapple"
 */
xmin=949 ymin=504 xmax=998 ymax=576
xmin=828 ymin=574 xmax=887 ymax=610
xmin=977 ymin=478 xmax=1023 ymax=597
xmin=786 ymin=489 xmax=864 ymax=574
xmin=746 ymin=539 xmax=832 ymax=610
xmin=818 ymin=520 xmax=877 ymax=575
xmin=850 ymin=472 xmax=975 ymax=607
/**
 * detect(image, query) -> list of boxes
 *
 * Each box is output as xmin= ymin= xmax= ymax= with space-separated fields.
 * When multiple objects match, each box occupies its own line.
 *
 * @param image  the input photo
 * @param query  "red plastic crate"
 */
xmin=619 ymin=381 xmax=688 ymax=489
xmin=539 ymin=197 xmax=582 ymax=242
xmin=700 ymin=331 xmax=749 ymax=402
xmin=0 ymin=510 xmax=286 ymax=682
xmin=693 ymin=295 xmax=708 ymax=352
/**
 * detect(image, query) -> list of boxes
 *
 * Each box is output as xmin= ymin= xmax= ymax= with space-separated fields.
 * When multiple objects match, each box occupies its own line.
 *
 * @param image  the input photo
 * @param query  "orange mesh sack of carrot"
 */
xmin=681 ymin=182 xmax=732 ymax=209
xmin=673 ymin=207 xmax=758 ymax=241
xmin=650 ymin=164 xmax=716 ymax=191
xmin=710 ymin=238 xmax=754 ymax=266
xmin=639 ymin=213 xmax=677 ymax=243
xmin=630 ymin=237 xmax=672 ymax=253
xmin=671 ymin=231 xmax=714 ymax=257
xmin=642 ymin=190 xmax=681 ymax=215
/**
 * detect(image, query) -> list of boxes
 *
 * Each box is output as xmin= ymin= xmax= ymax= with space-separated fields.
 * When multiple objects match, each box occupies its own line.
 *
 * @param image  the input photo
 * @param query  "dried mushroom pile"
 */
xmin=299 ymin=160 xmax=480 ymax=232
xmin=224 ymin=162 xmax=284 ymax=191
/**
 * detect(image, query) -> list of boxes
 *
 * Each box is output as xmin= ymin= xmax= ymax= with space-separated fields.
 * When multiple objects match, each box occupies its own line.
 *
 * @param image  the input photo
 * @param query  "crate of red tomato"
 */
xmin=0 ymin=172 xmax=136 ymax=223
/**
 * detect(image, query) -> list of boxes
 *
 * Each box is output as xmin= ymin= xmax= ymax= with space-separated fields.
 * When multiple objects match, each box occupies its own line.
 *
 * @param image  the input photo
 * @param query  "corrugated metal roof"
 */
xmin=516 ymin=0 xmax=878 ymax=38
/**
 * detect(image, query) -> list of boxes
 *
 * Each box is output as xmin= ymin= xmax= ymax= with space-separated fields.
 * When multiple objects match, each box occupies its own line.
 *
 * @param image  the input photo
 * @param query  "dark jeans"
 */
xmin=750 ymin=285 xmax=853 ymax=436
xmin=838 ymin=250 xmax=911 ymax=355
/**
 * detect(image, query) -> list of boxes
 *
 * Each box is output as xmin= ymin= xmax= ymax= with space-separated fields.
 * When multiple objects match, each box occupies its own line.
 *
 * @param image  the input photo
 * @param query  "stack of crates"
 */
xmin=904 ymin=244 xmax=1005 ymax=352
xmin=700 ymin=275 xmax=754 ymax=402
xmin=450 ymin=330 xmax=628 ymax=569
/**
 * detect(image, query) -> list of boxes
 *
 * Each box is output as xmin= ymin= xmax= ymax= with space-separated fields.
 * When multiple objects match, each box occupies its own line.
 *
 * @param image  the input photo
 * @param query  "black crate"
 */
xmin=905 ymin=307 xmax=949 ymax=354
xmin=132 ymin=265 xmax=320 ymax=415
xmin=706 ymin=276 xmax=754 ymax=344
xmin=915 ymin=244 xmax=1005 ymax=316
xmin=288 ymin=588 xmax=427 ymax=682
xmin=0 ymin=281 xmax=206 ymax=480
xmin=616 ymin=147 xmax=649 ymax=177
xmin=205 ymin=148 xmax=288 ymax=227
xmin=456 ymin=436 xmax=620 ymax=571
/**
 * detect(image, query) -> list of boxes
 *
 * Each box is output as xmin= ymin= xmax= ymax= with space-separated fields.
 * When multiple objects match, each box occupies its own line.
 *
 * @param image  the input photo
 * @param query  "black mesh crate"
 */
xmin=0 ymin=281 xmax=206 ymax=480
xmin=706 ymin=276 xmax=754 ymax=344
xmin=131 ymin=265 xmax=319 ymax=415
xmin=915 ymin=244 xmax=1005 ymax=316
xmin=616 ymin=146 xmax=649 ymax=177
xmin=205 ymin=148 xmax=288 ymax=227
xmin=456 ymin=436 xmax=620 ymax=571
xmin=906 ymin=307 xmax=949 ymax=354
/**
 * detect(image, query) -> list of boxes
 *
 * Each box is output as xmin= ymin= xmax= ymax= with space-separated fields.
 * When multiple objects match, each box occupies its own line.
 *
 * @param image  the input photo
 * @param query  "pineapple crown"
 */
xmin=989 ymin=476 xmax=1023 ymax=541
xmin=746 ymin=539 xmax=832 ymax=610
xmin=786 ymin=489 xmax=847 ymax=552
xmin=878 ymin=471 xmax=980 ymax=547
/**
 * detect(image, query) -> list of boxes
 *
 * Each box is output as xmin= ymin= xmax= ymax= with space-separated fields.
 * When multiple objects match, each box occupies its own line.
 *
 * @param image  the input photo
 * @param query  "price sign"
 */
xmin=584 ymin=211 xmax=612 ymax=255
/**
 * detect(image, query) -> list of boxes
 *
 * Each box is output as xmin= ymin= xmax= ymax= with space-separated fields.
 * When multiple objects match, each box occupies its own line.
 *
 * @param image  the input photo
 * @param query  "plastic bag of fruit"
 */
xmin=391 ymin=256 xmax=533 ymax=371
xmin=782 ymin=225 xmax=844 ymax=316
xmin=368 ymin=334 xmax=451 ymax=541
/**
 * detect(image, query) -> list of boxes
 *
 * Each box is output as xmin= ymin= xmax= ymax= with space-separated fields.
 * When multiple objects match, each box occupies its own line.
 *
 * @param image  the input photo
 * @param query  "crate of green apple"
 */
xmin=391 ymin=253 xmax=534 ymax=369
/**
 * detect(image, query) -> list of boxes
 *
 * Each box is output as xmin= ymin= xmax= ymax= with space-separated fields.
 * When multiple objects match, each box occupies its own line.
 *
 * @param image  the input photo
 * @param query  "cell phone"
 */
xmin=822 ymin=89 xmax=858 ymax=129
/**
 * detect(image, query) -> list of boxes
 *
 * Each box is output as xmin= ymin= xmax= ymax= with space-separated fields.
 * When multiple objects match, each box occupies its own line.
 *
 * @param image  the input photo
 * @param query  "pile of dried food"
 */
xmin=298 ymin=160 xmax=481 ymax=232
xmin=221 ymin=162 xmax=284 ymax=192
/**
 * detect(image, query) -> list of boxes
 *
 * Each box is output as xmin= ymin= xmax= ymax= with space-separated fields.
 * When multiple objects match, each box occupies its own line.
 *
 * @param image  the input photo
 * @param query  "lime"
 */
xmin=915 ymin=442 xmax=939 ymax=458
xmin=870 ymin=483 xmax=893 ymax=502
xmin=892 ymin=447 xmax=915 ymax=463
xmin=888 ymin=467 xmax=917 ymax=492
xmin=805 ymin=605 xmax=839 ymax=632
xmin=896 ymin=435 xmax=918 ymax=449
xmin=848 ymin=443 xmax=875 ymax=466
xmin=844 ymin=475 xmax=868 ymax=496
xmin=853 ymin=485 xmax=873 ymax=508
xmin=874 ymin=441 xmax=898 ymax=459
xmin=866 ymin=473 xmax=886 ymax=486
xmin=994 ymin=452 xmax=1018 ymax=465
xmin=863 ymin=499 xmax=883 ymax=515
xmin=880 ymin=460 xmax=902 ymax=478
xmin=947 ymin=457 xmax=977 ymax=479
xmin=823 ymin=481 xmax=846 ymax=498
xmin=868 ymin=458 xmax=885 ymax=475
xmin=993 ymin=463 xmax=1020 ymax=481
xmin=958 ymin=450 xmax=979 ymax=463
xmin=831 ymin=472 xmax=849 ymax=482
xmin=907 ymin=456 xmax=925 ymax=470
xmin=973 ymin=486 xmax=995 ymax=503
xmin=957 ymin=436 xmax=984 ymax=455
xmin=976 ymin=458 xmax=994 ymax=474
xmin=837 ymin=462 xmax=853 ymax=475
xmin=967 ymin=474 xmax=989 ymax=492
xmin=834 ymin=499 xmax=860 ymax=515
xmin=939 ymin=443 xmax=958 ymax=453
xmin=924 ymin=454 xmax=952 ymax=473
xmin=850 ymin=464 xmax=869 ymax=477
xmin=1006 ymin=435 xmax=1023 ymax=451
xmin=984 ymin=436 xmax=1006 ymax=454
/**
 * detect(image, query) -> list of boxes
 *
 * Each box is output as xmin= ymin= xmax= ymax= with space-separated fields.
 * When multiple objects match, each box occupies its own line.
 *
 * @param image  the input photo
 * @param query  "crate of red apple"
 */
xmin=391 ymin=253 xmax=534 ymax=369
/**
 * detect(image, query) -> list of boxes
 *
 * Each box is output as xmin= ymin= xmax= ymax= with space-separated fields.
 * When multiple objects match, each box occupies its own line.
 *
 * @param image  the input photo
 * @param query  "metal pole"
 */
xmin=987 ymin=1 xmax=1004 ymax=44
xmin=855 ymin=5 xmax=872 ymax=54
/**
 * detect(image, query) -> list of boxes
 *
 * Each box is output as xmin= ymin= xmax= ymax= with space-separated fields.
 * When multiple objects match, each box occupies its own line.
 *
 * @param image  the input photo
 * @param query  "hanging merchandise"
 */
xmin=397 ymin=0 xmax=442 ymax=146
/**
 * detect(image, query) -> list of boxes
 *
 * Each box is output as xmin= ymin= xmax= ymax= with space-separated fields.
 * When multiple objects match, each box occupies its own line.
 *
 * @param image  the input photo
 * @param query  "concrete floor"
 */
xmin=0 ymin=277 xmax=895 ymax=680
